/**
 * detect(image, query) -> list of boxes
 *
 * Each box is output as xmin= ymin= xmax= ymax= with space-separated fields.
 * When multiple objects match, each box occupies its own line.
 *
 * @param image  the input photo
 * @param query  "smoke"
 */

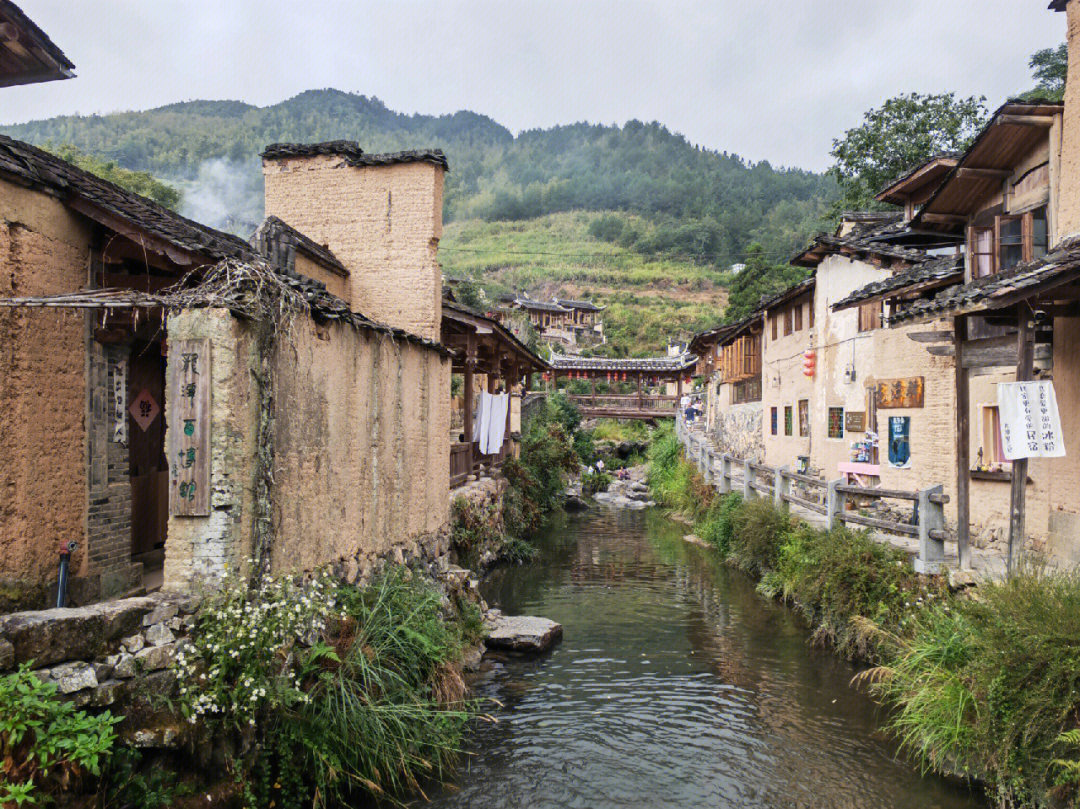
xmin=177 ymin=157 xmax=264 ymax=237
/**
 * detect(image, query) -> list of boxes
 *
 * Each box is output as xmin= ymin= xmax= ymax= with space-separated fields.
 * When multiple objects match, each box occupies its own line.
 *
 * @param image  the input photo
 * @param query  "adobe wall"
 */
xmin=263 ymin=156 xmax=444 ymax=342
xmin=162 ymin=309 xmax=260 ymax=591
xmin=293 ymin=252 xmax=348 ymax=301
xmin=1057 ymin=1 xmax=1080 ymax=240
xmin=1046 ymin=315 xmax=1080 ymax=561
xmin=869 ymin=320 xmax=958 ymax=525
xmin=267 ymin=316 xmax=451 ymax=579
xmin=0 ymin=182 xmax=91 ymax=608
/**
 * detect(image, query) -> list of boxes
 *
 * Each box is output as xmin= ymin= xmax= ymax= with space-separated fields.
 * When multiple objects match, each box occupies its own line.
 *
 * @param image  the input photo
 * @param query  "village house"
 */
xmin=497 ymin=294 xmax=605 ymax=350
xmin=690 ymin=315 xmax=764 ymax=461
xmin=0 ymin=127 xmax=547 ymax=612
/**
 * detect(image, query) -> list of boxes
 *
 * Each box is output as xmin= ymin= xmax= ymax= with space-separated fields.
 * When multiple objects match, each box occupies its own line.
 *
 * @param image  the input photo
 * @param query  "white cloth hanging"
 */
xmin=486 ymin=393 xmax=509 ymax=455
xmin=475 ymin=392 xmax=493 ymax=453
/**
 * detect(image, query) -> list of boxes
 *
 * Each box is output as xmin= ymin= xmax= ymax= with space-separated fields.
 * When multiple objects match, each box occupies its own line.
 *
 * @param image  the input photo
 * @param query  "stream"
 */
xmin=420 ymin=506 xmax=983 ymax=809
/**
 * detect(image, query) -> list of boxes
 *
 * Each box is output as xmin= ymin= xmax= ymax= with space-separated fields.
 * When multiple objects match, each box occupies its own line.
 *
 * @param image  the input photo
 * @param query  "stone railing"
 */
xmin=675 ymin=416 xmax=950 ymax=573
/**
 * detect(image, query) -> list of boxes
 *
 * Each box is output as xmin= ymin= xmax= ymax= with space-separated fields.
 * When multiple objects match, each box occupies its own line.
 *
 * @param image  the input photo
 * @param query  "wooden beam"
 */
xmin=920 ymin=213 xmax=967 ymax=225
xmin=955 ymin=167 xmax=1011 ymax=181
xmin=1008 ymin=309 xmax=1035 ymax=577
xmin=997 ymin=114 xmax=1056 ymax=128
xmin=907 ymin=330 xmax=953 ymax=343
xmin=954 ymin=315 xmax=971 ymax=569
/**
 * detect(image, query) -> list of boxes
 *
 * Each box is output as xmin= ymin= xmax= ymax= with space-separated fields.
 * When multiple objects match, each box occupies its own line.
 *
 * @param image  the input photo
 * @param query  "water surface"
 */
xmin=422 ymin=507 xmax=982 ymax=809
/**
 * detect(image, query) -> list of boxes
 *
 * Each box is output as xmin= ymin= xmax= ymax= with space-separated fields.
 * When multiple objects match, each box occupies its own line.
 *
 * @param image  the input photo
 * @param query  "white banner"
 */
xmin=997 ymin=380 xmax=1066 ymax=460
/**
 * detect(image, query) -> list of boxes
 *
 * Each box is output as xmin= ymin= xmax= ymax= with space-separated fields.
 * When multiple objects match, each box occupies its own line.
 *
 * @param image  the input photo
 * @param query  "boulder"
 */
xmin=135 ymin=643 xmax=175 ymax=672
xmin=484 ymin=615 xmax=563 ymax=653
xmin=0 ymin=607 xmax=108 ymax=667
xmin=0 ymin=637 xmax=13 ymax=672
xmin=145 ymin=623 xmax=175 ymax=647
xmin=564 ymin=494 xmax=590 ymax=512
xmin=46 ymin=662 xmax=98 ymax=694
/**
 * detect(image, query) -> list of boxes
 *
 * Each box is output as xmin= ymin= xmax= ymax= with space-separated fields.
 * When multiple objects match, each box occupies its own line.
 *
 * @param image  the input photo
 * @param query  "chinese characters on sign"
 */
xmin=129 ymin=388 xmax=160 ymax=433
xmin=873 ymin=377 xmax=924 ymax=409
xmin=998 ymin=380 xmax=1065 ymax=460
xmin=167 ymin=339 xmax=211 ymax=516
xmin=845 ymin=411 xmax=866 ymax=433
xmin=112 ymin=359 xmax=128 ymax=445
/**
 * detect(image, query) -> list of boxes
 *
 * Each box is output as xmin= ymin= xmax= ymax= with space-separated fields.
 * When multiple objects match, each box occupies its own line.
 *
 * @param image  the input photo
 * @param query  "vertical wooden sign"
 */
xmin=168 ymin=339 xmax=211 ymax=516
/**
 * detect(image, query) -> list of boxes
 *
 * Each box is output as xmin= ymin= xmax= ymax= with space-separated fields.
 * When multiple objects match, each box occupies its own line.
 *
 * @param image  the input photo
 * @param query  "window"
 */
xmin=770 ymin=407 xmax=778 ymax=436
xmin=969 ymin=206 xmax=1049 ymax=277
xmin=783 ymin=306 xmax=793 ymax=336
xmin=793 ymin=303 xmax=803 ymax=332
xmin=798 ymin=399 xmax=809 ymax=437
xmin=771 ymin=314 xmax=778 ymax=342
xmin=998 ymin=216 xmax=1024 ymax=271
xmin=828 ymin=407 xmax=845 ymax=439
xmin=808 ymin=302 xmax=814 ymax=329
xmin=784 ymin=405 xmax=793 ymax=436
xmin=981 ymin=405 xmax=1009 ymax=466
xmin=858 ymin=301 xmax=882 ymax=332
xmin=972 ymin=227 xmax=994 ymax=278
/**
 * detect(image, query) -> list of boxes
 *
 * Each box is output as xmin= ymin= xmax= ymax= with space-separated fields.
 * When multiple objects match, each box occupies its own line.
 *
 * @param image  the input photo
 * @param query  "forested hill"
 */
xmin=1 ymin=88 xmax=835 ymax=266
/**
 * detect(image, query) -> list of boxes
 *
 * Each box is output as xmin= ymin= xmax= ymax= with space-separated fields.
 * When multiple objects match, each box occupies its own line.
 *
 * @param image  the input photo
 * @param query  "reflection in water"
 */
xmin=419 ymin=508 xmax=982 ymax=809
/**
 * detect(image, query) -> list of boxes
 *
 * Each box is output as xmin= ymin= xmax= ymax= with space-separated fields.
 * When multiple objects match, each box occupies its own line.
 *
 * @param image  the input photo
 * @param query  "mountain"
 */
xmin=1 ymin=89 xmax=837 ymax=353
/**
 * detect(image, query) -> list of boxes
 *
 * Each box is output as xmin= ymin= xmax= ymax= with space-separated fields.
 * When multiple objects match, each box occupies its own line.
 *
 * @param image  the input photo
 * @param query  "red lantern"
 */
xmin=802 ymin=349 xmax=816 ymax=378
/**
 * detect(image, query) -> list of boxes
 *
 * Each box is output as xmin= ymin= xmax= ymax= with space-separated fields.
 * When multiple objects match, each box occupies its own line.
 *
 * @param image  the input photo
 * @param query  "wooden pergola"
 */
xmin=441 ymin=300 xmax=548 ymax=485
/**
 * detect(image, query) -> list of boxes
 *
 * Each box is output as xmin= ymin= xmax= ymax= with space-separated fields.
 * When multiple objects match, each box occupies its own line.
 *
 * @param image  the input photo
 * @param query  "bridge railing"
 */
xmin=566 ymin=394 xmax=680 ymax=413
xmin=675 ymin=416 xmax=950 ymax=573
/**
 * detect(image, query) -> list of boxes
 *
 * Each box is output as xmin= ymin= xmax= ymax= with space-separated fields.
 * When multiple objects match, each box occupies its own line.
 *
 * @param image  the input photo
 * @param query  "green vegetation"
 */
xmin=46 ymin=145 xmax=182 ymax=210
xmin=173 ymin=568 xmax=476 ymax=807
xmin=0 ymin=664 xmax=120 ymax=807
xmin=828 ymin=92 xmax=988 ymax=212
xmin=1019 ymin=43 xmax=1068 ymax=102
xmin=722 ymin=243 xmax=809 ymax=322
xmin=581 ymin=468 xmax=613 ymax=496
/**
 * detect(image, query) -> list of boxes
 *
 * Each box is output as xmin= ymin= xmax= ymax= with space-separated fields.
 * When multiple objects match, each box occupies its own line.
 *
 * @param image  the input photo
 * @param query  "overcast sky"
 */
xmin=3 ymin=1 xmax=1066 ymax=172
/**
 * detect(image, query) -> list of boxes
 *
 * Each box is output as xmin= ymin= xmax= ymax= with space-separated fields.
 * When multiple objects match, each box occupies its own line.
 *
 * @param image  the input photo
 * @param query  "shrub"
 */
xmin=449 ymin=496 xmax=502 ymax=566
xmin=0 ymin=664 xmax=120 ymax=807
xmin=727 ymin=498 xmax=791 ymax=576
xmin=695 ymin=493 xmax=741 ymax=556
xmin=646 ymin=424 xmax=713 ymax=518
xmin=867 ymin=571 xmax=1080 ymax=807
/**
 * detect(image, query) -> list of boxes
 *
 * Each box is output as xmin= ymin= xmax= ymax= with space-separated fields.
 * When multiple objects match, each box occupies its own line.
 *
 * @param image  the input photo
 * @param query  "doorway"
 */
xmin=128 ymin=339 xmax=168 ymax=590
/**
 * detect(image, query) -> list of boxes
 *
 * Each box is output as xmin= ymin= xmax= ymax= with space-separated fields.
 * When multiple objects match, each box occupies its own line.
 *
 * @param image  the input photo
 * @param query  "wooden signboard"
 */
xmin=167 ymin=339 xmax=211 ymax=516
xmin=845 ymin=411 xmax=866 ymax=432
xmin=873 ymin=377 xmax=924 ymax=409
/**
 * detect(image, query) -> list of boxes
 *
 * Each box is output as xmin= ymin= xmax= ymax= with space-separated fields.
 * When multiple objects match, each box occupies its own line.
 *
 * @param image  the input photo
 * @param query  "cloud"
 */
xmin=3 ymin=0 xmax=1066 ymax=170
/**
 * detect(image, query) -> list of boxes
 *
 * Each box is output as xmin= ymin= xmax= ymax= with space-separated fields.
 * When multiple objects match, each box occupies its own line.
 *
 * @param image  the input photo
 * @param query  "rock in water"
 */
xmin=484 ymin=615 xmax=563 ymax=653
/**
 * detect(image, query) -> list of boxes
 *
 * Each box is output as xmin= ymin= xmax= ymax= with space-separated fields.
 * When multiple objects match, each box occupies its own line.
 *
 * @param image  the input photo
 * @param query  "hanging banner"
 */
xmin=998 ymin=380 xmax=1066 ymax=460
xmin=168 ymin=339 xmax=211 ymax=516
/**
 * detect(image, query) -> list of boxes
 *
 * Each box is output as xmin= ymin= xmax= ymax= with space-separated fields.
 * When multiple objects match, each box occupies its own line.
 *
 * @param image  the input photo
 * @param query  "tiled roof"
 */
xmin=0 ymin=135 xmax=253 ymax=263
xmin=875 ymin=153 xmax=961 ymax=200
xmin=759 ymin=276 xmax=816 ymax=311
xmin=513 ymin=297 xmax=572 ymax=313
xmin=441 ymin=299 xmax=548 ymax=370
xmin=831 ymin=254 xmax=963 ymax=311
xmin=554 ymin=298 xmax=604 ymax=311
xmin=549 ymin=352 xmax=698 ymax=373
xmin=261 ymin=141 xmax=449 ymax=170
xmin=793 ymin=233 xmax=928 ymax=268
xmin=0 ymin=1 xmax=74 ymax=87
xmin=1050 ymin=1 xmax=1066 ymax=10
xmin=251 ymin=216 xmax=348 ymax=276
xmin=889 ymin=237 xmax=1080 ymax=324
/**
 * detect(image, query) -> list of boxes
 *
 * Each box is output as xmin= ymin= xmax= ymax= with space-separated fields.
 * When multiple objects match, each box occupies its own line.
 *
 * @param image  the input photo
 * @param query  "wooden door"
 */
xmin=128 ymin=342 xmax=168 ymax=557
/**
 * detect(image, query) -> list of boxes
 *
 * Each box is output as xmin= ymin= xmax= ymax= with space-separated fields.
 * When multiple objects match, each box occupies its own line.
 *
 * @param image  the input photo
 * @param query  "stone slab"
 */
xmin=484 ymin=615 xmax=563 ymax=653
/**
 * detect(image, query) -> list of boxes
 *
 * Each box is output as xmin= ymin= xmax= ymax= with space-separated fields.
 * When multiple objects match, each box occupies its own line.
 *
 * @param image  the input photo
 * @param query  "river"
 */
xmin=420 ymin=506 xmax=983 ymax=809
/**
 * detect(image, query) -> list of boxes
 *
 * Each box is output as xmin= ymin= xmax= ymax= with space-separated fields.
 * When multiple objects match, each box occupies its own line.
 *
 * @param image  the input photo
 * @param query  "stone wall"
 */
xmin=0 ymin=183 xmax=92 ymax=609
xmin=709 ymin=398 xmax=764 ymax=462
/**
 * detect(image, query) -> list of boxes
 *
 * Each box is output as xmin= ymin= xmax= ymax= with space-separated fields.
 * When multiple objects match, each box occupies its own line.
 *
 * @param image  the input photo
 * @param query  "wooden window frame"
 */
xmin=808 ymin=301 xmax=814 ymax=329
xmin=798 ymin=399 xmax=809 ymax=437
xmin=827 ymin=407 xmax=845 ymax=440
xmin=968 ymin=205 xmax=1049 ymax=278
xmin=770 ymin=406 xmax=778 ymax=436
xmin=783 ymin=306 xmax=793 ymax=336
xmin=858 ymin=301 xmax=882 ymax=333
xmin=793 ymin=303 xmax=803 ymax=332
xmin=784 ymin=405 xmax=793 ymax=436
xmin=771 ymin=314 xmax=778 ymax=342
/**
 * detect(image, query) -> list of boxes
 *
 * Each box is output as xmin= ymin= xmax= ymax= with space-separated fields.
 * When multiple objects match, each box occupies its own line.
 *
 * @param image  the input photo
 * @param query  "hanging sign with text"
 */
xmin=998 ymin=380 xmax=1065 ymax=460
xmin=873 ymin=377 xmax=924 ymax=409
xmin=167 ymin=339 xmax=211 ymax=516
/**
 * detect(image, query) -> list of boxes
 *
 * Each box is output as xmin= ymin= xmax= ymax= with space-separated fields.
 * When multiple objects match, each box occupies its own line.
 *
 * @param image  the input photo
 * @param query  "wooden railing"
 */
xmin=450 ymin=438 xmax=515 ymax=489
xmin=566 ymin=394 xmax=680 ymax=419
xmin=675 ymin=416 xmax=950 ymax=573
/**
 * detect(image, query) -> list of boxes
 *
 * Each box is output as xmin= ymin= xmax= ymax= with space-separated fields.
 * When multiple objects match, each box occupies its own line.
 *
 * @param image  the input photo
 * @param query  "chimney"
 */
xmin=1055 ymin=0 xmax=1080 ymax=240
xmin=260 ymin=141 xmax=447 ymax=342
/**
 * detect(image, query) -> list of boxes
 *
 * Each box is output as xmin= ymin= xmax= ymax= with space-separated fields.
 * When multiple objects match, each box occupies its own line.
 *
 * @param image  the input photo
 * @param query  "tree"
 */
xmin=1019 ymin=43 xmax=1067 ymax=102
xmin=723 ymin=243 xmax=807 ymax=323
xmin=47 ymin=144 xmax=182 ymax=210
xmin=828 ymin=93 xmax=988 ymax=211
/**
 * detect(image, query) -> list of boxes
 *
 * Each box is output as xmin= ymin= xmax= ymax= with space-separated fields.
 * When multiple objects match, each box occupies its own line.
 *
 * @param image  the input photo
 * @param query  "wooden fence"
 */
xmin=675 ymin=417 xmax=950 ymax=573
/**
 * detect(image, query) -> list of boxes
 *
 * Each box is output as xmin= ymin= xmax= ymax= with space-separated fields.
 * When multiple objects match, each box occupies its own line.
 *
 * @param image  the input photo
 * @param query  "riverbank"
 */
xmin=645 ymin=422 xmax=1080 ymax=808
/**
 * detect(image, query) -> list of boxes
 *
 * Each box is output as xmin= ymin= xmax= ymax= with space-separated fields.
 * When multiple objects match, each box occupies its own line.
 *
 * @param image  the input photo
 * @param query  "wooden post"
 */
xmin=826 ymin=479 xmax=846 ymax=529
xmin=463 ymin=335 xmax=476 ymax=477
xmin=867 ymin=386 xmax=879 ymax=466
xmin=953 ymin=315 xmax=971 ymax=569
xmin=677 ymin=376 xmax=684 ymax=398
xmin=636 ymin=372 xmax=643 ymax=412
xmin=1008 ymin=307 xmax=1035 ymax=577
xmin=719 ymin=455 xmax=732 ymax=494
